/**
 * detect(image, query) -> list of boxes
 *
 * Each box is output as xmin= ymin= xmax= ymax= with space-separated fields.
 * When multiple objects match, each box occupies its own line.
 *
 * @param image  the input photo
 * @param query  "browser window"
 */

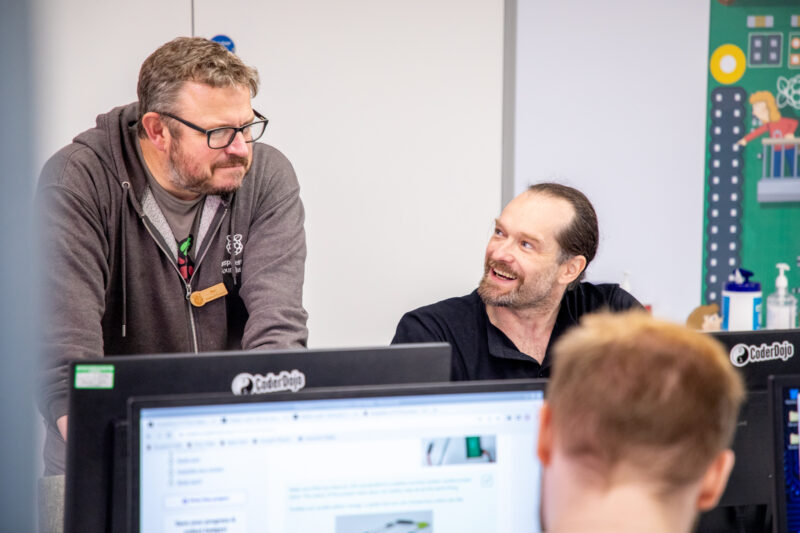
xmin=134 ymin=388 xmax=544 ymax=533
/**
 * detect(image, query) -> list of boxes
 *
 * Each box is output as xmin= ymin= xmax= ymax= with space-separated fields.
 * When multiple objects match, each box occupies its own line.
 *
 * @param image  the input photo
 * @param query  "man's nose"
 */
xmin=224 ymin=131 xmax=249 ymax=157
xmin=489 ymin=239 xmax=515 ymax=263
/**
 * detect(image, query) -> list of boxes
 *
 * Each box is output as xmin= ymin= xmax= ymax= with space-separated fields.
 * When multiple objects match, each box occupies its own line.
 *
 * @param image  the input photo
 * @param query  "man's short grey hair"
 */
xmin=136 ymin=36 xmax=260 ymax=137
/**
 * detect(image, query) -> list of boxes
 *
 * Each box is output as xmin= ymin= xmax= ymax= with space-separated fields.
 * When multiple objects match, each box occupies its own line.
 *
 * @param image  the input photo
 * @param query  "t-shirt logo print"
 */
xmin=226 ymin=234 xmax=243 ymax=256
xmin=177 ymin=235 xmax=195 ymax=282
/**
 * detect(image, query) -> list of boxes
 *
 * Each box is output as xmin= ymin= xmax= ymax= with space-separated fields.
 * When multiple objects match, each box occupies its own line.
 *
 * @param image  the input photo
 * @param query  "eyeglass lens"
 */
xmin=208 ymin=121 xmax=267 ymax=149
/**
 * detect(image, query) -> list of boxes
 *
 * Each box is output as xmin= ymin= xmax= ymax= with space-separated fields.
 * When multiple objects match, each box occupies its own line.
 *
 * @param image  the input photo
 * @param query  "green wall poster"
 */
xmin=704 ymin=0 xmax=800 ymax=326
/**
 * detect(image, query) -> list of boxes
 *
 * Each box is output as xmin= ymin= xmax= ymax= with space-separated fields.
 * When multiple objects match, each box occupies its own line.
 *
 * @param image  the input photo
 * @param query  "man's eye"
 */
xmin=494 ymin=228 xmax=504 ymax=236
xmin=210 ymin=129 xmax=232 ymax=142
xmin=521 ymin=241 xmax=533 ymax=249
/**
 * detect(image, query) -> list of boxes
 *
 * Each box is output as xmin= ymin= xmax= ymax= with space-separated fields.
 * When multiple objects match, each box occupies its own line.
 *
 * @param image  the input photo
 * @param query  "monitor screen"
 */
xmin=64 ymin=344 xmax=451 ymax=533
xmin=129 ymin=380 xmax=547 ymax=533
xmin=770 ymin=374 xmax=800 ymax=533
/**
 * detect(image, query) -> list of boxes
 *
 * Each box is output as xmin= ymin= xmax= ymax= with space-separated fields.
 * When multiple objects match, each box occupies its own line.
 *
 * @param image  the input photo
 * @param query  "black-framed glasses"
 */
xmin=157 ymin=109 xmax=268 ymax=149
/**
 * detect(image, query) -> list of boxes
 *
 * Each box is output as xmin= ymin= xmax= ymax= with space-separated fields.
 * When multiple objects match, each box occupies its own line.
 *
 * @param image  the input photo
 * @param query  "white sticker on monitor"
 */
xmin=74 ymin=364 xmax=115 ymax=389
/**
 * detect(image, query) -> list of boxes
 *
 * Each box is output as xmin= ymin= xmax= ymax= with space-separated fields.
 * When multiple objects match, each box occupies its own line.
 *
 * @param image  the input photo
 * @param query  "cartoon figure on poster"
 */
xmin=736 ymin=90 xmax=798 ymax=177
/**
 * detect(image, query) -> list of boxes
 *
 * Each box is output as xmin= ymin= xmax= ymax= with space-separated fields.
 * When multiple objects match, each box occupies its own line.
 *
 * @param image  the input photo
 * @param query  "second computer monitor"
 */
xmin=129 ymin=380 xmax=548 ymax=533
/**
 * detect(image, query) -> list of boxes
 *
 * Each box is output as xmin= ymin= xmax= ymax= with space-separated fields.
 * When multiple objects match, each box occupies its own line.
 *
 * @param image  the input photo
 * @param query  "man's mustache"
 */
xmin=215 ymin=156 xmax=249 ymax=169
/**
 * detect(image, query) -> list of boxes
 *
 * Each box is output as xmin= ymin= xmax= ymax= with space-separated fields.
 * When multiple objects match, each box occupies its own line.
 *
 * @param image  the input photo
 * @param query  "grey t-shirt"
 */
xmin=144 ymin=173 xmax=204 ymax=282
xmin=144 ymin=171 xmax=204 ymax=249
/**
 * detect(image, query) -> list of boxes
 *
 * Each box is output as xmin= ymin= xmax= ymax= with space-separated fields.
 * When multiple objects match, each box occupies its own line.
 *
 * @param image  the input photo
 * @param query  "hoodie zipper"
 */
xmin=191 ymin=205 xmax=229 ymax=286
xmin=184 ymin=284 xmax=198 ymax=351
xmin=139 ymin=204 xmax=229 ymax=353
xmin=186 ymin=205 xmax=230 ymax=349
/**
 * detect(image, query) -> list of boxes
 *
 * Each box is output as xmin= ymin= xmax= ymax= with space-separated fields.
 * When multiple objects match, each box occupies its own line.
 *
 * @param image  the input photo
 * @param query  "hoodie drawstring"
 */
xmin=121 ymin=181 xmax=131 ymax=337
xmin=228 ymin=195 xmax=237 ymax=286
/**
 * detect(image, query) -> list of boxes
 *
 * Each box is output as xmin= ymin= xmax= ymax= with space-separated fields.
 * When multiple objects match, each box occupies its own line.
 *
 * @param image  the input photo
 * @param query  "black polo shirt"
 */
xmin=391 ymin=283 xmax=642 ymax=380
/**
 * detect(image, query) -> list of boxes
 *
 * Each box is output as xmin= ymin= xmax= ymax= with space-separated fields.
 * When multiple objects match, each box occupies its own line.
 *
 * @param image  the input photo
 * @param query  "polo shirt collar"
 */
xmin=483 ymin=287 xmax=580 ymax=368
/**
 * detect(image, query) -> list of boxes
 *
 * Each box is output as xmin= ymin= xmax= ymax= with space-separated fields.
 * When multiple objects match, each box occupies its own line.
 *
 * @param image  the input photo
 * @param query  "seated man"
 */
xmin=392 ymin=182 xmax=640 ymax=380
xmin=538 ymin=311 xmax=744 ymax=533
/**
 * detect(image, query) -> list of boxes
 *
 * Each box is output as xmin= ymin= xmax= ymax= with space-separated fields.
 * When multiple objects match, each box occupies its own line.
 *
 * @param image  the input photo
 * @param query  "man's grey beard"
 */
xmin=168 ymin=166 xmax=246 ymax=196
xmin=478 ymin=278 xmax=550 ymax=310
xmin=167 ymin=140 xmax=250 ymax=196
xmin=478 ymin=278 xmax=522 ymax=308
xmin=477 ymin=261 xmax=557 ymax=311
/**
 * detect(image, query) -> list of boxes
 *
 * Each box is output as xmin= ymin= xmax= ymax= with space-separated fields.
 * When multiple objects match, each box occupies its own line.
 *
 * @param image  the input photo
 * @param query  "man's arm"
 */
xmin=391 ymin=310 xmax=447 ymax=344
xmin=393 ymin=308 xmax=466 ymax=380
xmin=608 ymin=285 xmax=644 ymax=311
xmin=239 ymin=146 xmax=308 ymax=349
xmin=36 ymin=153 xmax=110 ymax=432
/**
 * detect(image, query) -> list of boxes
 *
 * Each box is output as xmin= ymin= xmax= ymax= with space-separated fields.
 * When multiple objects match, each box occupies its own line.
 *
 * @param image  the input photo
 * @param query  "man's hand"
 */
xmin=56 ymin=415 xmax=68 ymax=441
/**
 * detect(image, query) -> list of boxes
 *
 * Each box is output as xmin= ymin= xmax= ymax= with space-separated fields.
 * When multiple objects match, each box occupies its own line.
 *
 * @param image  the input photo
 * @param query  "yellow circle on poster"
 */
xmin=710 ymin=44 xmax=746 ymax=84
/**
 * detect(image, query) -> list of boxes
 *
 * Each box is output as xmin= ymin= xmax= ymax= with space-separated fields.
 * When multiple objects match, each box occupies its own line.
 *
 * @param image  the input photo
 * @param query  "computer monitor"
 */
xmin=703 ymin=329 xmax=799 ymax=509
xmin=714 ymin=389 xmax=771 ymax=508
xmin=64 ymin=344 xmax=451 ymax=533
xmin=769 ymin=374 xmax=800 ymax=533
xmin=128 ymin=380 xmax=547 ymax=533
xmin=710 ymin=328 xmax=800 ymax=390
xmin=695 ymin=329 xmax=800 ymax=532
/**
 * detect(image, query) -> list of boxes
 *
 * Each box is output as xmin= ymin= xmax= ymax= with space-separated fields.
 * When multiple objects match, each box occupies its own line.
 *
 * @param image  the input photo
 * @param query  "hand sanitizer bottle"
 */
xmin=766 ymin=263 xmax=797 ymax=329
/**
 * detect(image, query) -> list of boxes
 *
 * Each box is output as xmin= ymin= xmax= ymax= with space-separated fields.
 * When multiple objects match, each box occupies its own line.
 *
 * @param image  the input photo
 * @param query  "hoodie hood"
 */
xmin=73 ymin=102 xmax=149 ymax=208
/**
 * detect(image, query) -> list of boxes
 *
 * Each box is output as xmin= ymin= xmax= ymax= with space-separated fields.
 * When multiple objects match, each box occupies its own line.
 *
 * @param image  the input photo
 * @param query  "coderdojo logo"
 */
xmin=231 ymin=369 xmax=306 ymax=395
xmin=729 ymin=341 xmax=795 ymax=368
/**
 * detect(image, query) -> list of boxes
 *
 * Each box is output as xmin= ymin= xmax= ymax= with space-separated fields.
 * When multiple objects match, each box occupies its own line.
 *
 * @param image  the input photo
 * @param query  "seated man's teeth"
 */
xmin=494 ymin=269 xmax=516 ymax=280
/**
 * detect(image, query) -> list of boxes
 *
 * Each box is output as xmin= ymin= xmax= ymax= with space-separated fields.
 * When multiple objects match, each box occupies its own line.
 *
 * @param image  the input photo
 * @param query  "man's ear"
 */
xmin=696 ymin=449 xmax=735 ymax=511
xmin=140 ymin=112 xmax=170 ymax=152
xmin=537 ymin=402 xmax=554 ymax=466
xmin=559 ymin=255 xmax=586 ymax=286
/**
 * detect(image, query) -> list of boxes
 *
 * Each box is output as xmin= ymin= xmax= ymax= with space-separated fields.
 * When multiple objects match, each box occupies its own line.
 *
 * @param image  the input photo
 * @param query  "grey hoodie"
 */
xmin=36 ymin=102 xmax=308 ymax=473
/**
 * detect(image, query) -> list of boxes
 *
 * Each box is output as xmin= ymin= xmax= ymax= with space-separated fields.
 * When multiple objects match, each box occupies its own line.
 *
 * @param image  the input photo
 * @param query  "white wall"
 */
xmin=33 ymin=0 xmax=506 ymax=348
xmin=513 ymin=0 xmax=710 ymax=322
xmin=33 ymin=1 xmax=192 ymax=169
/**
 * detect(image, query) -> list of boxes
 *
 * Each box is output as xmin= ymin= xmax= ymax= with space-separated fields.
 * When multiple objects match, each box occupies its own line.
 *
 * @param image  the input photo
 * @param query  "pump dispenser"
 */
xmin=620 ymin=271 xmax=631 ymax=293
xmin=767 ymin=263 xmax=797 ymax=329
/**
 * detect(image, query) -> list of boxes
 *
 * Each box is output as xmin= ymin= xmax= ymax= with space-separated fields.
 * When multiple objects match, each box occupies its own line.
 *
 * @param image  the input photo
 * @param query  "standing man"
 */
xmin=538 ymin=311 xmax=744 ymax=533
xmin=392 ymin=183 xmax=640 ymax=380
xmin=37 ymin=37 xmax=308 ymax=474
